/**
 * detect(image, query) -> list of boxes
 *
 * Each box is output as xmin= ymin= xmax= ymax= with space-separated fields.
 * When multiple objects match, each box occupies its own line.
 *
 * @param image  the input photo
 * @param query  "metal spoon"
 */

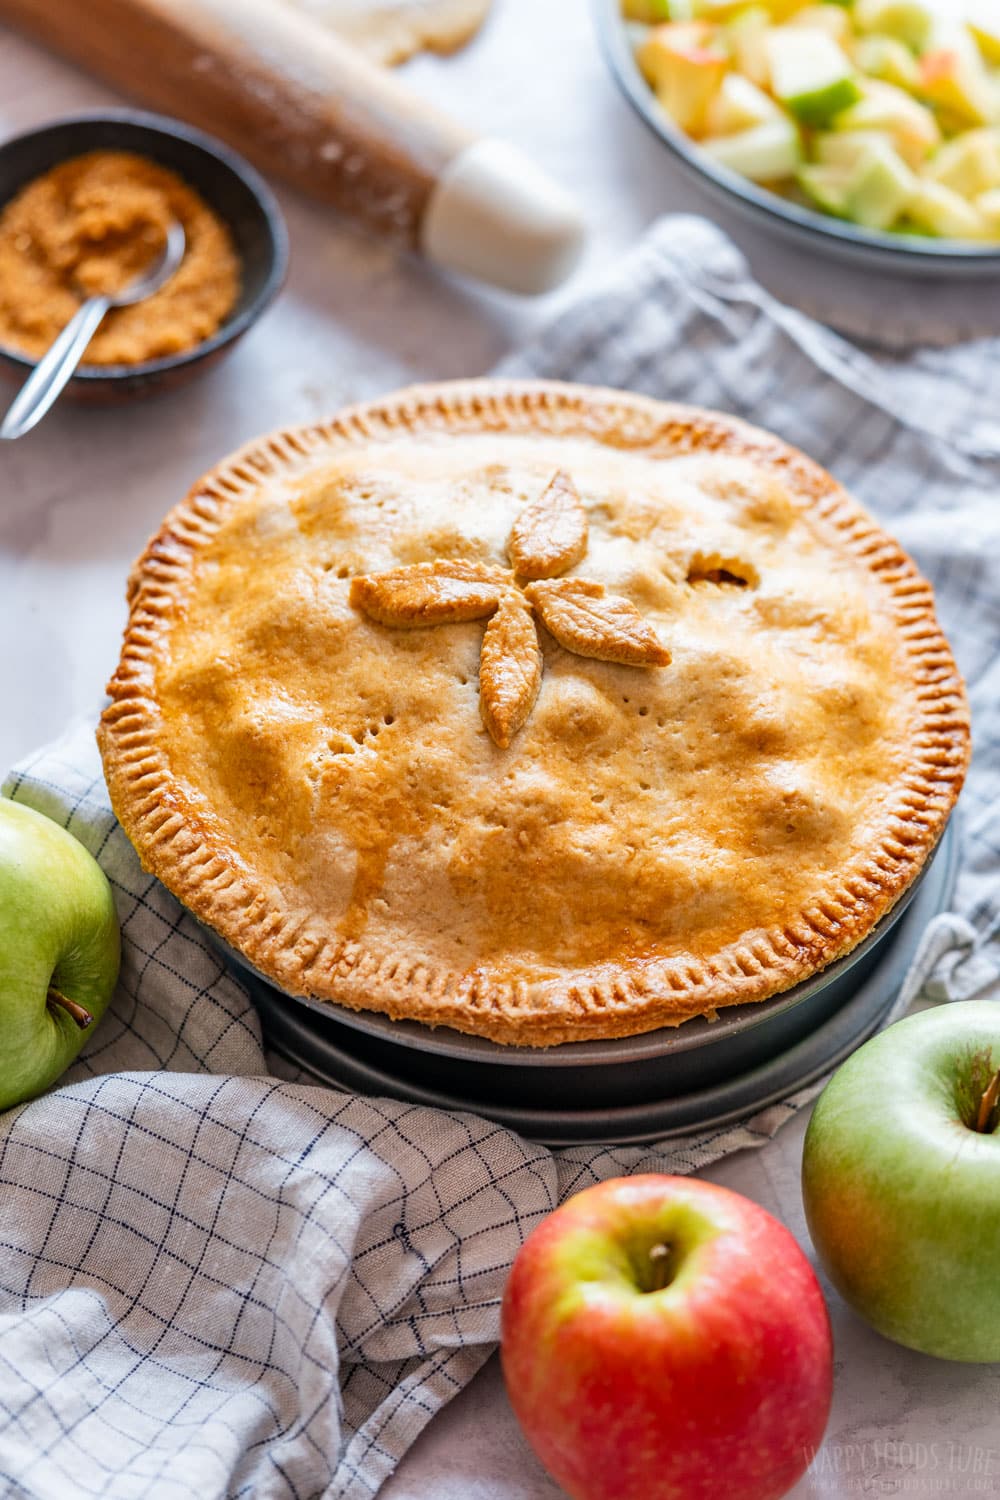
xmin=1 ymin=220 xmax=186 ymax=441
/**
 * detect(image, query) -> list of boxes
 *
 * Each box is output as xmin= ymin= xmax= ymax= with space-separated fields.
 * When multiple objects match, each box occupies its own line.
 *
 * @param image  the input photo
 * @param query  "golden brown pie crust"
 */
xmin=98 ymin=381 xmax=970 ymax=1046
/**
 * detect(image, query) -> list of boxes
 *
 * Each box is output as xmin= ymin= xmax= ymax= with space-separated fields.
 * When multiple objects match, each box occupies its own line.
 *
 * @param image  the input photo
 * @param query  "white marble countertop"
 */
xmin=2 ymin=5 xmax=998 ymax=1496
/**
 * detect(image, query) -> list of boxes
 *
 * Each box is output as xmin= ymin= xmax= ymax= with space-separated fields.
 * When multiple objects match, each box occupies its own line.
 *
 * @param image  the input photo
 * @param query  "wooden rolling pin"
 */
xmin=0 ymin=0 xmax=585 ymax=293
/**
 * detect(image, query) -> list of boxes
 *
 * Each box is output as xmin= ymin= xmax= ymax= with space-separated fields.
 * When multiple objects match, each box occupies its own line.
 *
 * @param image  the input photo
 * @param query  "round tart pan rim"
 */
xmin=212 ymin=819 xmax=955 ymax=1069
xmin=235 ymin=820 xmax=958 ymax=1145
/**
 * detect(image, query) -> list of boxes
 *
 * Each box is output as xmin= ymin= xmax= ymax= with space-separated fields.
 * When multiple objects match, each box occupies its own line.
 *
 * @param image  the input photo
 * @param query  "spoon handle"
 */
xmin=1 ymin=296 xmax=111 ymax=441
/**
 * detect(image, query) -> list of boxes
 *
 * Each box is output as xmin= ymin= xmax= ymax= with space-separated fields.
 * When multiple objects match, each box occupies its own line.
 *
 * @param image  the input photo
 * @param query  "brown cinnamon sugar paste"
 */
xmin=0 ymin=150 xmax=240 ymax=366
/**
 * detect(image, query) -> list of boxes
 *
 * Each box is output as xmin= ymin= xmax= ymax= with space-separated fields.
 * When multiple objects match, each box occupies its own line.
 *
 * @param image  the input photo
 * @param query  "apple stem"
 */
xmin=647 ymin=1243 xmax=673 ymax=1292
xmin=976 ymin=1068 xmax=1000 ymax=1135
xmin=47 ymin=987 xmax=94 ymax=1030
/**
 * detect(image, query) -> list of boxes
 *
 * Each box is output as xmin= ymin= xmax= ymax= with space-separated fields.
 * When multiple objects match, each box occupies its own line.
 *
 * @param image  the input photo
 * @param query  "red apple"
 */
xmin=500 ymin=1174 xmax=832 ymax=1500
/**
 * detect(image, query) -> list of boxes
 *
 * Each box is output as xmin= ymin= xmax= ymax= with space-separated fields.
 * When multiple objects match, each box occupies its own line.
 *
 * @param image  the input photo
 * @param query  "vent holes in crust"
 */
xmin=686 ymin=553 xmax=759 ymax=590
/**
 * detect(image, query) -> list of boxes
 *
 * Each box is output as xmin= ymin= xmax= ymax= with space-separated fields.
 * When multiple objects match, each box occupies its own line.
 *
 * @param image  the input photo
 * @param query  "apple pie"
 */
xmin=98 ymin=381 xmax=970 ymax=1046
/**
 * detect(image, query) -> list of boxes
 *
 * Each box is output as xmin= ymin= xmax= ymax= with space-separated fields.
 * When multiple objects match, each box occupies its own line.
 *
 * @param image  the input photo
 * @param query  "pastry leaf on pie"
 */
xmin=479 ymin=592 xmax=543 ymax=749
xmin=525 ymin=578 xmax=672 ymax=667
xmin=350 ymin=560 xmax=506 ymax=626
xmin=350 ymin=471 xmax=670 ymax=745
xmin=508 ymin=469 xmax=589 ymax=581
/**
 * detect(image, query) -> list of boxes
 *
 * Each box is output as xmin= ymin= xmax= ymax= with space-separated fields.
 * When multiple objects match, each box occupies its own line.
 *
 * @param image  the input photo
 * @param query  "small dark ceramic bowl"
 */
xmin=0 ymin=110 xmax=288 ymax=405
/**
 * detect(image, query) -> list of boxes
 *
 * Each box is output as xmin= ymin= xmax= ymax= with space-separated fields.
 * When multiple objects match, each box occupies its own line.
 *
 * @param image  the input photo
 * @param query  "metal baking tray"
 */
xmin=217 ymin=821 xmax=959 ymax=1144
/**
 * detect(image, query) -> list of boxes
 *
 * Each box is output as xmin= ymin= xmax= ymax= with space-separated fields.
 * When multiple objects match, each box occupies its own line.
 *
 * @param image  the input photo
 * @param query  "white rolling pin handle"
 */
xmin=420 ymin=140 xmax=586 ymax=295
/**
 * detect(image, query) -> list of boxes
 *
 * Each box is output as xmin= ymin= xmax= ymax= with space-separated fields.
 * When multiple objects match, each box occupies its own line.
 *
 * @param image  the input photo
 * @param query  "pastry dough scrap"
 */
xmin=285 ymin=0 xmax=492 ymax=65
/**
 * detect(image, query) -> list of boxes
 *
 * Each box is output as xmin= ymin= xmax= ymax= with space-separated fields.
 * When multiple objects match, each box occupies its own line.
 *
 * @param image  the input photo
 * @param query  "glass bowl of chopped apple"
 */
xmin=596 ymin=0 xmax=1000 ymax=273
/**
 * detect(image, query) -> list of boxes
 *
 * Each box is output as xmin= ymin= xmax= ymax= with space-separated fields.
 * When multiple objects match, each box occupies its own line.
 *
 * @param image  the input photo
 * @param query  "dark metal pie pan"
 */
xmin=216 ymin=820 xmax=959 ymax=1144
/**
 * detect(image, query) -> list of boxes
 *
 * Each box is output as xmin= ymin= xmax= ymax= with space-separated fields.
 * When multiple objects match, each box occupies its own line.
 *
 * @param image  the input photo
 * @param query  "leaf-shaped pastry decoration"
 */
xmin=347 ymin=470 xmax=675 ymax=744
xmin=508 ymin=470 xmax=589 ymax=581
xmin=350 ymin=560 xmax=506 ymax=627
xmin=479 ymin=592 xmax=542 ymax=749
xmin=525 ymin=579 xmax=672 ymax=668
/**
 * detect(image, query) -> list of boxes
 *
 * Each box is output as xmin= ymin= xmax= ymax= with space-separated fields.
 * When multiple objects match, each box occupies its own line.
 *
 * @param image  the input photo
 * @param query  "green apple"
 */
xmin=803 ymin=1001 xmax=1000 ymax=1362
xmin=0 ymin=798 xmax=120 ymax=1111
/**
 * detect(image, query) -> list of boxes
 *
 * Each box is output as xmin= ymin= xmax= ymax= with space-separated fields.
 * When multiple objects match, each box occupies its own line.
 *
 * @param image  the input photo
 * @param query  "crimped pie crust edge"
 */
xmin=98 ymin=380 xmax=971 ymax=1047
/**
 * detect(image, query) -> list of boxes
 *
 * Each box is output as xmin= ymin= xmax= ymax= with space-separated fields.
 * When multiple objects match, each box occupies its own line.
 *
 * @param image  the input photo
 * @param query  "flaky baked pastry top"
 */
xmin=99 ymin=382 xmax=970 ymax=1046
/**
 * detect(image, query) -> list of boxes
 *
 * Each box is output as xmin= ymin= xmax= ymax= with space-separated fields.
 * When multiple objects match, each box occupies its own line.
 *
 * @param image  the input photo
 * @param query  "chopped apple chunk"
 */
xmin=707 ymin=72 xmax=781 ymax=133
xmin=765 ymin=27 xmax=861 ymax=124
xmin=702 ymin=115 xmax=802 ymax=179
xmin=638 ymin=22 xmax=729 ymax=134
xmin=906 ymin=181 xmax=985 ymax=238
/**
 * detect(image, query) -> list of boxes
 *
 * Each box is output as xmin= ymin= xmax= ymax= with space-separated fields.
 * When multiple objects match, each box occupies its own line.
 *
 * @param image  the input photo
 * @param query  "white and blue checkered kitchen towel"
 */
xmin=2 ymin=217 xmax=999 ymax=1500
